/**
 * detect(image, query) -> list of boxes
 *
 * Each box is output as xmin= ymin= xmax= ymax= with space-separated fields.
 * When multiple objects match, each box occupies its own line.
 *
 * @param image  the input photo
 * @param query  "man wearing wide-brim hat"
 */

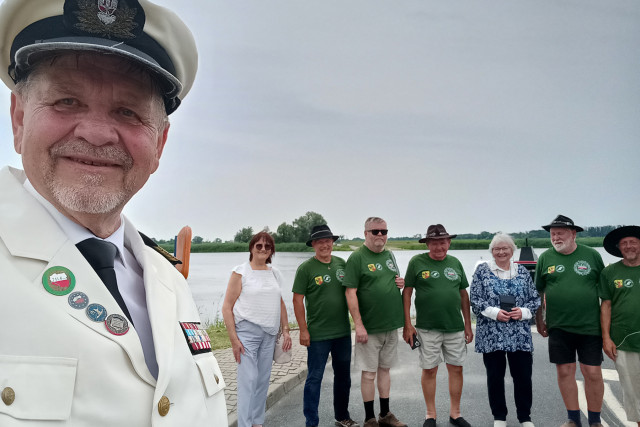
xmin=0 ymin=0 xmax=227 ymax=425
xmin=534 ymin=215 xmax=605 ymax=427
xmin=293 ymin=224 xmax=359 ymax=427
xmin=599 ymin=225 xmax=640 ymax=425
xmin=402 ymin=224 xmax=474 ymax=427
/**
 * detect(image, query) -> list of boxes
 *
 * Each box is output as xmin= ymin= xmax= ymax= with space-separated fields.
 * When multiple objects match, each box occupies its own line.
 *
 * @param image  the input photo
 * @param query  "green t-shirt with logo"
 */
xmin=535 ymin=244 xmax=604 ymax=336
xmin=292 ymin=256 xmax=351 ymax=341
xmin=405 ymin=253 xmax=468 ymax=332
xmin=599 ymin=261 xmax=640 ymax=353
xmin=342 ymin=245 xmax=404 ymax=334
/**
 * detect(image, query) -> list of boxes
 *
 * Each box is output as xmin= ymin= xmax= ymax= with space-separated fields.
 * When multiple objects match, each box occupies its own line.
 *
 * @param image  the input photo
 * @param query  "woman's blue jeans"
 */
xmin=303 ymin=334 xmax=352 ymax=427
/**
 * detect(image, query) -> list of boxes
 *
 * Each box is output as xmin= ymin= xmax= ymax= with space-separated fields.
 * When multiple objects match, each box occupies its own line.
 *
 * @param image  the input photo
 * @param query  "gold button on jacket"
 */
xmin=1 ymin=387 xmax=15 ymax=406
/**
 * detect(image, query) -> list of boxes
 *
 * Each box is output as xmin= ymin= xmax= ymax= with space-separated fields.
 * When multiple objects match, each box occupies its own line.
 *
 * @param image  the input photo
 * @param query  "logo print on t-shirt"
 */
xmin=314 ymin=276 xmax=324 ymax=285
xmin=444 ymin=267 xmax=459 ymax=281
xmin=336 ymin=269 xmax=345 ymax=282
xmin=421 ymin=271 xmax=430 ymax=279
xmin=624 ymin=279 xmax=634 ymax=288
xmin=431 ymin=271 xmax=440 ymax=279
xmin=386 ymin=259 xmax=397 ymax=272
xmin=556 ymin=265 xmax=565 ymax=273
xmin=573 ymin=260 xmax=591 ymax=276
xmin=548 ymin=266 xmax=556 ymax=274
xmin=323 ymin=274 xmax=332 ymax=284
xmin=615 ymin=279 xmax=623 ymax=288
xmin=375 ymin=263 xmax=383 ymax=271
xmin=368 ymin=264 xmax=376 ymax=272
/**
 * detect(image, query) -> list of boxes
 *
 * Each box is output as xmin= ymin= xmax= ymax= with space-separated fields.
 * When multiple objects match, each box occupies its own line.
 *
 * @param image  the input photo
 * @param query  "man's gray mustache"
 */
xmin=50 ymin=141 xmax=133 ymax=170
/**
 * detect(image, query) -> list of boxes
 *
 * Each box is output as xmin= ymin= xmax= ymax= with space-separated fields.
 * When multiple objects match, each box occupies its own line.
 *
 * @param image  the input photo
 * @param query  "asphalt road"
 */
xmin=265 ymin=329 xmax=635 ymax=427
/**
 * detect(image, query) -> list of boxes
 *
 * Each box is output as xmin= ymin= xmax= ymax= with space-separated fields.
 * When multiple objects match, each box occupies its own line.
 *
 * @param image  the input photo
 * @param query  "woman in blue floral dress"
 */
xmin=470 ymin=233 xmax=541 ymax=427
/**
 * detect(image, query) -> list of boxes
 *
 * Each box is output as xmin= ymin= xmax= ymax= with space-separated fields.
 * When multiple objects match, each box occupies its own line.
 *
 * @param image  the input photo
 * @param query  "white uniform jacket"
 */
xmin=0 ymin=167 xmax=227 ymax=426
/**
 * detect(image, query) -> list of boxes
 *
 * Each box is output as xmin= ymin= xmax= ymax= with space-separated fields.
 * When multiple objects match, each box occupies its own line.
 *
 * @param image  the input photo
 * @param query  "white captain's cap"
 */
xmin=0 ymin=0 xmax=198 ymax=114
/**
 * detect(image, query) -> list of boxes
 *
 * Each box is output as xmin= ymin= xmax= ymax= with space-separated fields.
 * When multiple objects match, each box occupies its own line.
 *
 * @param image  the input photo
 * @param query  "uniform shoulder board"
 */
xmin=139 ymin=232 xmax=183 ymax=266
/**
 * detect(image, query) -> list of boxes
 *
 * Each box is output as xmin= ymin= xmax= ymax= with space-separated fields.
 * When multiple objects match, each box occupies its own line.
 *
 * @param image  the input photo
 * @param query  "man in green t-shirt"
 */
xmin=343 ymin=217 xmax=406 ymax=427
xmin=535 ymin=215 xmax=605 ymax=427
xmin=292 ymin=224 xmax=358 ymax=427
xmin=599 ymin=226 xmax=640 ymax=426
xmin=402 ymin=224 xmax=473 ymax=427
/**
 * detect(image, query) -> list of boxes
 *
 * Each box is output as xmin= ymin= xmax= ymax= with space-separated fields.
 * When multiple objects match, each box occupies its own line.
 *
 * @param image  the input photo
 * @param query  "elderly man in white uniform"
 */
xmin=0 ymin=0 xmax=227 ymax=425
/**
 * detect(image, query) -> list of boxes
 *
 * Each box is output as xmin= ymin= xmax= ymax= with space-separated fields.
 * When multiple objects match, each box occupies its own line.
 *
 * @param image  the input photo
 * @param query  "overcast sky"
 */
xmin=1 ymin=0 xmax=639 ymax=241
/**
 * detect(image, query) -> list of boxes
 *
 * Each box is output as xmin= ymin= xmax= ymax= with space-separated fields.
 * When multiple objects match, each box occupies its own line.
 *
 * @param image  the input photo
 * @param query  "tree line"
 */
xmin=152 ymin=217 xmax=627 ymax=247
xmin=233 ymin=211 xmax=329 ymax=243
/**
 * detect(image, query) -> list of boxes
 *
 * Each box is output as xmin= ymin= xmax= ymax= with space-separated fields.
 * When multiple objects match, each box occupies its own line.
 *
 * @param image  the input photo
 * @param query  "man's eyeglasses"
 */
xmin=367 ymin=229 xmax=388 ymax=236
xmin=255 ymin=243 xmax=272 ymax=251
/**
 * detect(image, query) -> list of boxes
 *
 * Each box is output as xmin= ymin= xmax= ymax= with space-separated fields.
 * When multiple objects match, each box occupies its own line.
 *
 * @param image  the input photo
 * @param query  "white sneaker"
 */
xmin=494 ymin=421 xmax=507 ymax=427
xmin=521 ymin=422 xmax=535 ymax=427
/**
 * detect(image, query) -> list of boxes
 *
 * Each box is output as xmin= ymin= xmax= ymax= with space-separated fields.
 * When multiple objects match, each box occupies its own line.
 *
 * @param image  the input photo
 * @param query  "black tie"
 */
xmin=76 ymin=238 xmax=133 ymax=324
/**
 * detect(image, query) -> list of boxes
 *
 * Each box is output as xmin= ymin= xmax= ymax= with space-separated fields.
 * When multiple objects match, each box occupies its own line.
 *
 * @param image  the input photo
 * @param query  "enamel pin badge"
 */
xmin=42 ymin=266 xmax=76 ymax=296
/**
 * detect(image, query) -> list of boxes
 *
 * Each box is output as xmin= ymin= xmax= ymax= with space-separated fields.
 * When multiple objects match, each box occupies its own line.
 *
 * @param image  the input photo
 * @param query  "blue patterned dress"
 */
xmin=471 ymin=262 xmax=541 ymax=353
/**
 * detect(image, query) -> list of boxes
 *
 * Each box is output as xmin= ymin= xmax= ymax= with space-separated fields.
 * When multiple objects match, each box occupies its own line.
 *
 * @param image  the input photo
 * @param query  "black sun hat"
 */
xmin=542 ymin=214 xmax=584 ymax=232
xmin=603 ymin=225 xmax=640 ymax=258
xmin=0 ymin=0 xmax=197 ymax=114
xmin=306 ymin=224 xmax=339 ymax=247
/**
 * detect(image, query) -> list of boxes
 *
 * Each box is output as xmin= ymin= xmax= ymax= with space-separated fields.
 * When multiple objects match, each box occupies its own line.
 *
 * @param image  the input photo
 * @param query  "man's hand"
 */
xmin=603 ymin=337 xmax=617 ymax=361
xmin=536 ymin=320 xmax=548 ymax=337
xmin=299 ymin=329 xmax=311 ymax=347
xmin=403 ymin=324 xmax=417 ymax=345
xmin=464 ymin=324 xmax=474 ymax=344
xmin=395 ymin=276 xmax=405 ymax=290
xmin=535 ymin=309 xmax=548 ymax=337
xmin=355 ymin=323 xmax=368 ymax=344
xmin=509 ymin=307 xmax=523 ymax=320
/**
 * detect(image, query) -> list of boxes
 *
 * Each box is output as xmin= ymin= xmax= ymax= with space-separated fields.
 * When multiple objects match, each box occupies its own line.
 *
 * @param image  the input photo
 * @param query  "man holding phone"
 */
xmin=403 ymin=224 xmax=474 ymax=427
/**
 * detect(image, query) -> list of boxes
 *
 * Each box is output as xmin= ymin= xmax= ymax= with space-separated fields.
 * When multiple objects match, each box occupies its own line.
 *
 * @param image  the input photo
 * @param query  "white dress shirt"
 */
xmin=24 ymin=180 xmax=159 ymax=379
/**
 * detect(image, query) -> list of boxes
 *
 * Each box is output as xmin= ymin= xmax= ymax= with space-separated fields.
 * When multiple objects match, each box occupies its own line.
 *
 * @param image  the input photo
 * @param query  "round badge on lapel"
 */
xmin=42 ymin=266 xmax=76 ymax=296
xmin=68 ymin=291 xmax=89 ymax=309
xmin=105 ymin=314 xmax=129 ymax=336
xmin=86 ymin=303 xmax=108 ymax=322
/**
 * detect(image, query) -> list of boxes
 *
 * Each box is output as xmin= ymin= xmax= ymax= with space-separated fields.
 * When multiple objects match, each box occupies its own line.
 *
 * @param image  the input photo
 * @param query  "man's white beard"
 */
xmin=49 ymin=173 xmax=129 ymax=214
xmin=46 ymin=140 xmax=134 ymax=214
xmin=552 ymin=240 xmax=570 ymax=252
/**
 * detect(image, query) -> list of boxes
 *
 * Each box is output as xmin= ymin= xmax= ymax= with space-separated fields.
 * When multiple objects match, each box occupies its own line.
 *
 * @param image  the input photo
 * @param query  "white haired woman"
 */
xmin=470 ymin=233 xmax=541 ymax=427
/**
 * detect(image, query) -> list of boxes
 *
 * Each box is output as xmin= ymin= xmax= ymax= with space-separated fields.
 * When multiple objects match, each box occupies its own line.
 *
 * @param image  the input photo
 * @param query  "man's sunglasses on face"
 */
xmin=368 ymin=229 xmax=388 ymax=236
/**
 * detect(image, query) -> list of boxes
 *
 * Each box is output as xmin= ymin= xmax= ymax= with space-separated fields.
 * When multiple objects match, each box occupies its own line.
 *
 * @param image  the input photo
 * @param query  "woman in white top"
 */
xmin=222 ymin=231 xmax=292 ymax=427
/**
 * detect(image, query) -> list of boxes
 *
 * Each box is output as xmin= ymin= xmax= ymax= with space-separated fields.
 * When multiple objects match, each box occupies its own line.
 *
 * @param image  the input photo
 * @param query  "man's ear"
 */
xmin=10 ymin=92 xmax=25 ymax=154
xmin=150 ymin=122 xmax=170 ymax=174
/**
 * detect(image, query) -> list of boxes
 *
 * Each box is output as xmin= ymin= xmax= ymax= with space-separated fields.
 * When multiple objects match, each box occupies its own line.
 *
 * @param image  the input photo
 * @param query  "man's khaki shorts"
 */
xmin=354 ymin=330 xmax=399 ymax=372
xmin=615 ymin=349 xmax=640 ymax=422
xmin=416 ymin=328 xmax=467 ymax=369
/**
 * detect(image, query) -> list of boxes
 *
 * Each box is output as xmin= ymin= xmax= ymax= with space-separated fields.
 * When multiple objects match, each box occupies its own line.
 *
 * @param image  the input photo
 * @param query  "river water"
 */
xmin=187 ymin=247 xmax=618 ymax=325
